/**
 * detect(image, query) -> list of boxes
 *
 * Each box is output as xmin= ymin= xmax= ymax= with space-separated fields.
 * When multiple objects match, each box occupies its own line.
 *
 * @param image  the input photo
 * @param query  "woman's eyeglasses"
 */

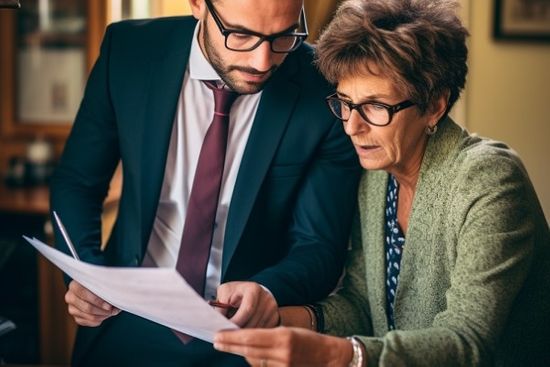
xmin=325 ymin=93 xmax=416 ymax=127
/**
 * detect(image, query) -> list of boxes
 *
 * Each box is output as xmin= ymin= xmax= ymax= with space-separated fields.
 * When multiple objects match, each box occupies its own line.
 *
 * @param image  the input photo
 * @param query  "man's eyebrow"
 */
xmin=225 ymin=21 xmax=301 ymax=35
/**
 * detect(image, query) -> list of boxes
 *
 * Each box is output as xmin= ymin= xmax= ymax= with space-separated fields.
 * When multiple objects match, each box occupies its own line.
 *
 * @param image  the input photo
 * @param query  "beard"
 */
xmin=202 ymin=23 xmax=280 ymax=95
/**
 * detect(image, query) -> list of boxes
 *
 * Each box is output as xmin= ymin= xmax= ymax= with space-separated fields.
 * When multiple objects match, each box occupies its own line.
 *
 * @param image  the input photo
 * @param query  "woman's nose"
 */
xmin=343 ymin=110 xmax=369 ymax=136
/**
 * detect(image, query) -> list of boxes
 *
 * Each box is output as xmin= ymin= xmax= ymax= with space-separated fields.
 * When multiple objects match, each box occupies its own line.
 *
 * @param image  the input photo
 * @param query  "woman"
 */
xmin=213 ymin=0 xmax=550 ymax=366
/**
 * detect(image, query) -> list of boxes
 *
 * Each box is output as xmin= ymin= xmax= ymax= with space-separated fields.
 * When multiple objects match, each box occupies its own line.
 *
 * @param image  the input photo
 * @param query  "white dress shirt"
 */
xmin=145 ymin=24 xmax=262 ymax=300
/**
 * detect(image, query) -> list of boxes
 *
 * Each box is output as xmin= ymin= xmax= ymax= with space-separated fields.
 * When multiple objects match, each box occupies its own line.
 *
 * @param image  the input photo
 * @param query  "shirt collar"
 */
xmin=189 ymin=22 xmax=220 ymax=82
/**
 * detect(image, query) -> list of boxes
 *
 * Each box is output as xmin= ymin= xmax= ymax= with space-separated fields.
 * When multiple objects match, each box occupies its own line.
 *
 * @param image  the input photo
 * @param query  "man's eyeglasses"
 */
xmin=204 ymin=0 xmax=308 ymax=53
xmin=325 ymin=93 xmax=416 ymax=127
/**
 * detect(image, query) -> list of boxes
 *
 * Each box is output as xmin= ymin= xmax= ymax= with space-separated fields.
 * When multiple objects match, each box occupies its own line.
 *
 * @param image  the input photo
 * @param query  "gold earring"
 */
xmin=425 ymin=124 xmax=438 ymax=136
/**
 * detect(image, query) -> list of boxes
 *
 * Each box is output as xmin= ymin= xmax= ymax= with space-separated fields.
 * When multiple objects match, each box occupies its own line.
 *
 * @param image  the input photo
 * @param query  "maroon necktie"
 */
xmin=172 ymin=81 xmax=237 ymax=343
xmin=176 ymin=81 xmax=238 ymax=294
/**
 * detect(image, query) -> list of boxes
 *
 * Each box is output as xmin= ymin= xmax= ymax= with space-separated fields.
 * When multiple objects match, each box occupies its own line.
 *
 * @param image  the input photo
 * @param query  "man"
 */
xmin=50 ymin=0 xmax=360 ymax=365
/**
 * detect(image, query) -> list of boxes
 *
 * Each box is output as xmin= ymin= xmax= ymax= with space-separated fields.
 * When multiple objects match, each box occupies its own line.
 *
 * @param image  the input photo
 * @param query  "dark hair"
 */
xmin=316 ymin=0 xmax=468 ymax=115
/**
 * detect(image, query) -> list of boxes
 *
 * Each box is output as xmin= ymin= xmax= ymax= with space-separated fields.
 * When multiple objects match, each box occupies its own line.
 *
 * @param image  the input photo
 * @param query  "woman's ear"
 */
xmin=429 ymin=90 xmax=450 ymax=124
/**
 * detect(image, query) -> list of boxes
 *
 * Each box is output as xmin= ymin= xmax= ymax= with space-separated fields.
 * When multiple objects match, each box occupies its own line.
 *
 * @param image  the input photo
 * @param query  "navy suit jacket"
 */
xmin=50 ymin=16 xmax=360 ymax=362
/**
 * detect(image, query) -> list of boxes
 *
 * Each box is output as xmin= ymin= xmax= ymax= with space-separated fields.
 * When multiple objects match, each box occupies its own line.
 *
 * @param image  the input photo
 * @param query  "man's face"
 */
xmin=190 ymin=0 xmax=304 ymax=94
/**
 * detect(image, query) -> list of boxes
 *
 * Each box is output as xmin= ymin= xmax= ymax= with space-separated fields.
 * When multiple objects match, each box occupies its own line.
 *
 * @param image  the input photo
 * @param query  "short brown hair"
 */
xmin=315 ymin=0 xmax=468 ymax=114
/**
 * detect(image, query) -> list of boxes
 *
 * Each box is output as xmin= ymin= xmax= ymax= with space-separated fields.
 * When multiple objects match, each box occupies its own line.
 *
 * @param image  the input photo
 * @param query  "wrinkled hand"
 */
xmin=215 ymin=281 xmax=279 ymax=328
xmin=65 ymin=280 xmax=120 ymax=327
xmin=213 ymin=327 xmax=354 ymax=367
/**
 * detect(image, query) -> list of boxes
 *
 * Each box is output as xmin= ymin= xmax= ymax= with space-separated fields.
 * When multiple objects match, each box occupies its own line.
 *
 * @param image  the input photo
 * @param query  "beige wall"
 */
xmin=466 ymin=0 xmax=550 ymax=220
xmin=153 ymin=1 xmax=191 ymax=16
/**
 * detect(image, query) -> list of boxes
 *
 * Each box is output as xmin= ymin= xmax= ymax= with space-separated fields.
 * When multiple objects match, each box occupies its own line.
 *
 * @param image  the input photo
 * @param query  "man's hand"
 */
xmin=216 ymin=281 xmax=279 ymax=328
xmin=65 ymin=280 xmax=120 ymax=327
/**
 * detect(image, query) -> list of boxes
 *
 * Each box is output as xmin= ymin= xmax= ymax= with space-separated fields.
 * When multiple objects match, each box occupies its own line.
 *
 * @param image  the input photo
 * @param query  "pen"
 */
xmin=208 ymin=300 xmax=237 ymax=312
xmin=52 ymin=210 xmax=80 ymax=261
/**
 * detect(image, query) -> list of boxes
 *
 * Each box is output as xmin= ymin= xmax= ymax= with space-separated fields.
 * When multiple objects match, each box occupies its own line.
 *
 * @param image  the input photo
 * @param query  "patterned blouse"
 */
xmin=384 ymin=174 xmax=406 ymax=330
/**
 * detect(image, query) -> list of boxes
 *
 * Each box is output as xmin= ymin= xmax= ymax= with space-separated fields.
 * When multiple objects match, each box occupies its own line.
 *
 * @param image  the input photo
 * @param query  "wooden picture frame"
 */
xmin=494 ymin=0 xmax=550 ymax=42
xmin=0 ymin=0 xmax=20 ymax=9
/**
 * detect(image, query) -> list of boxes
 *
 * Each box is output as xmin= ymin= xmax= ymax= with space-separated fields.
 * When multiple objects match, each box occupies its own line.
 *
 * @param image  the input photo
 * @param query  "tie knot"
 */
xmin=203 ymin=80 xmax=239 ymax=116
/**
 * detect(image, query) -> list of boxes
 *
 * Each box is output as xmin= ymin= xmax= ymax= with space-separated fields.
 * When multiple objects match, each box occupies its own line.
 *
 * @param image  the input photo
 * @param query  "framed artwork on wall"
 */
xmin=494 ymin=0 xmax=550 ymax=41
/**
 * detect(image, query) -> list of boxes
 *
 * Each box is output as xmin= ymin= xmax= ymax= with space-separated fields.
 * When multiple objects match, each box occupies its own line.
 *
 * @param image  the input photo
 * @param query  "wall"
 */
xmin=466 ymin=0 xmax=550 ymax=220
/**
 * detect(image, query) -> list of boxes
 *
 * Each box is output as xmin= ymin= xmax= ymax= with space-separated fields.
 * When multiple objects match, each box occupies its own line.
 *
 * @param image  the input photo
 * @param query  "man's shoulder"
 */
xmin=279 ymin=43 xmax=333 ymax=95
xmin=104 ymin=16 xmax=196 ymax=54
xmin=108 ymin=15 xmax=196 ymax=35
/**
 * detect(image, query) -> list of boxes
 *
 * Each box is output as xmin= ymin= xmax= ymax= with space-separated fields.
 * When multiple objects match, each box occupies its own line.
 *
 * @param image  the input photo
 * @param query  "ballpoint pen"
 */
xmin=52 ymin=210 xmax=80 ymax=261
xmin=208 ymin=300 xmax=238 ymax=318
xmin=207 ymin=300 xmax=237 ymax=310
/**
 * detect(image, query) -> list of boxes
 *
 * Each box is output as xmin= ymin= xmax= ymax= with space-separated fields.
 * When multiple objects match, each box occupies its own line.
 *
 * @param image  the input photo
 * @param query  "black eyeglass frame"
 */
xmin=325 ymin=93 xmax=416 ymax=127
xmin=204 ymin=0 xmax=309 ymax=53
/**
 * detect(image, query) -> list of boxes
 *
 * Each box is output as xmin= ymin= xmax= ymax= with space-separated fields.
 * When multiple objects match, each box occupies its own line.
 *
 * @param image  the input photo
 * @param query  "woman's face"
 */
xmin=337 ymin=70 xmax=435 ymax=178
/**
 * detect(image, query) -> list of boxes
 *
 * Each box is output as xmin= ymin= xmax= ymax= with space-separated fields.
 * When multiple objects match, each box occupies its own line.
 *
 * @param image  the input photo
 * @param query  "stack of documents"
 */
xmin=24 ymin=236 xmax=238 ymax=342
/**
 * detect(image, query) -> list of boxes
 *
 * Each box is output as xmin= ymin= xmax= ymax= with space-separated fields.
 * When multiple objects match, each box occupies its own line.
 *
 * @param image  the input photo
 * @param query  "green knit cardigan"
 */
xmin=320 ymin=118 xmax=550 ymax=366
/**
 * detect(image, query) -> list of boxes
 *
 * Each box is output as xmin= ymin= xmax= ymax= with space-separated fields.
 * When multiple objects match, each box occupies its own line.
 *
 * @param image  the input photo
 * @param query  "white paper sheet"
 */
xmin=23 ymin=236 xmax=238 ymax=343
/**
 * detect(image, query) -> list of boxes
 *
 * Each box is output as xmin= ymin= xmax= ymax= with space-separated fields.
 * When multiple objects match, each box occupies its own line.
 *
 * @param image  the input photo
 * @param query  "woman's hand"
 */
xmin=214 ymin=326 xmax=354 ymax=367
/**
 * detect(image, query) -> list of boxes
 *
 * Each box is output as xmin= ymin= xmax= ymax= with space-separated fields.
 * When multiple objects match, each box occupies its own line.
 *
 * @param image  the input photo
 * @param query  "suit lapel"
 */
xmin=140 ymin=20 xmax=195 ymax=250
xmin=362 ymin=118 xmax=462 ymax=333
xmin=395 ymin=118 xmax=463 ymax=308
xmin=360 ymin=170 xmax=390 ymax=333
xmin=221 ymin=62 xmax=300 ymax=276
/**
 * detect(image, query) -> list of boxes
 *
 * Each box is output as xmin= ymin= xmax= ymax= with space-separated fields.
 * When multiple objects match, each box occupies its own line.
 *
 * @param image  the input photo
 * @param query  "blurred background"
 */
xmin=0 ymin=0 xmax=548 ymax=365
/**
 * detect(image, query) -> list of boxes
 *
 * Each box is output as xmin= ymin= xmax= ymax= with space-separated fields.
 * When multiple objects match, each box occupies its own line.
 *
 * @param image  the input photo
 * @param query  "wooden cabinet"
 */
xmin=0 ymin=0 xmax=107 ymax=140
xmin=0 ymin=170 xmax=121 ymax=365
xmin=0 ymin=2 xmax=109 ymax=364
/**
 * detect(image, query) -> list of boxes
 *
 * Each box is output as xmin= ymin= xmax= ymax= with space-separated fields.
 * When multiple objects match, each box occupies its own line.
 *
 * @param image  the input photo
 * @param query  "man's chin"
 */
xmin=224 ymin=69 xmax=275 ymax=94
xmin=228 ymin=79 xmax=266 ymax=95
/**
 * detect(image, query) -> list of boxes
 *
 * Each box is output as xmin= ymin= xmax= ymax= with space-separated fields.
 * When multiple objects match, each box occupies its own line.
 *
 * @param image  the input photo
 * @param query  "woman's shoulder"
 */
xmin=452 ymin=132 xmax=529 ymax=186
xmin=419 ymin=120 xmax=540 ymax=218
xmin=438 ymin=126 xmax=543 ymax=222
xmin=427 ymin=120 xmax=530 ymax=187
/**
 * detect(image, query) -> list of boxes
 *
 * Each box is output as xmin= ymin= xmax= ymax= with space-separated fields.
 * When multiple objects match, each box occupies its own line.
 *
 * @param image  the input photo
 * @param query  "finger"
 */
xmin=229 ymin=292 xmax=258 ymax=327
xmin=242 ymin=296 xmax=268 ymax=328
xmin=65 ymin=291 xmax=114 ymax=317
xmin=214 ymin=329 xmax=297 ymax=364
xmin=213 ymin=341 xmax=265 ymax=359
xmin=246 ymin=358 xmax=284 ymax=367
xmin=214 ymin=343 xmax=285 ymax=367
xmin=73 ymin=315 xmax=105 ymax=327
xmin=69 ymin=281 xmax=114 ymax=312
xmin=214 ymin=286 xmax=241 ymax=319
xmin=215 ymin=283 xmax=232 ymax=303
xmin=67 ymin=303 xmax=113 ymax=320
xmin=69 ymin=305 xmax=111 ymax=326
xmin=256 ymin=305 xmax=280 ymax=328
xmin=247 ymin=358 xmax=262 ymax=367
xmin=244 ymin=291 xmax=279 ymax=328
xmin=215 ymin=329 xmax=277 ymax=347
xmin=73 ymin=317 xmax=98 ymax=327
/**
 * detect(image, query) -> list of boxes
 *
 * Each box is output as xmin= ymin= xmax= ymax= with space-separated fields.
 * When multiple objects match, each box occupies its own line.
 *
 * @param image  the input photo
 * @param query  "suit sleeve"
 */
xmin=50 ymin=24 xmax=120 ymax=266
xmin=251 ymin=119 xmax=361 ymax=305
